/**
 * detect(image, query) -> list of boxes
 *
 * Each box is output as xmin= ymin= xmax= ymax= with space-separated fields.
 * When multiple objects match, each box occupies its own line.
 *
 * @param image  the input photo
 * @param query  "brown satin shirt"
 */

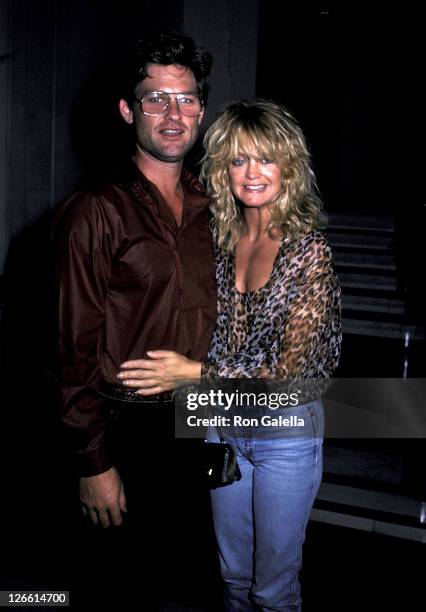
xmin=53 ymin=163 xmax=217 ymax=476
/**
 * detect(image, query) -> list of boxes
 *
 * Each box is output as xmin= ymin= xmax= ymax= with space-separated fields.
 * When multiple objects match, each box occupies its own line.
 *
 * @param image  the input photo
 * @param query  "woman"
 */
xmin=118 ymin=99 xmax=342 ymax=611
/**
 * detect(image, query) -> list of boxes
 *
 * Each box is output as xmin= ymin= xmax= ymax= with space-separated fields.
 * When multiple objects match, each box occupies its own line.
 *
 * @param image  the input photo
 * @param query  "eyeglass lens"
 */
xmin=141 ymin=92 xmax=202 ymax=116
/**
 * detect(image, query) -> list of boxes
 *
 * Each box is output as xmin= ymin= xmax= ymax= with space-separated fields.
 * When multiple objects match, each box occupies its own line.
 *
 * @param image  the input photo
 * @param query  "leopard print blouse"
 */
xmin=202 ymin=231 xmax=342 ymax=380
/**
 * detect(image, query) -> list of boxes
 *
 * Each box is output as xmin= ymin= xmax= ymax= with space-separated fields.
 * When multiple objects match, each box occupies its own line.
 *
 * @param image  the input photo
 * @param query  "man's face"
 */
xmin=120 ymin=63 xmax=204 ymax=163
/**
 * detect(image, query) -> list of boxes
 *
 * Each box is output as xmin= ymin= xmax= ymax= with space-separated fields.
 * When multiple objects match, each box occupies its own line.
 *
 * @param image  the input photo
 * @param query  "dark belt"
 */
xmin=99 ymin=380 xmax=174 ymax=404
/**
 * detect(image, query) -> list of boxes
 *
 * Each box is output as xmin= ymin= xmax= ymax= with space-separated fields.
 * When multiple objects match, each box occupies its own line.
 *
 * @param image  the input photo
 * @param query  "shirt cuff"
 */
xmin=75 ymin=448 xmax=113 ymax=477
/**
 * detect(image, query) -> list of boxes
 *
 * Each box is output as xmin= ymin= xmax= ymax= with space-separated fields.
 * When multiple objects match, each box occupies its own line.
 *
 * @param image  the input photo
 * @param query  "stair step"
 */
xmin=328 ymin=213 xmax=395 ymax=232
xmin=310 ymin=507 xmax=426 ymax=542
xmin=342 ymin=295 xmax=405 ymax=315
xmin=338 ymin=272 xmax=398 ymax=291
xmin=334 ymin=252 xmax=397 ymax=270
xmin=323 ymin=447 xmax=404 ymax=485
xmin=327 ymin=231 xmax=394 ymax=250
xmin=317 ymin=482 xmax=420 ymax=518
xmin=312 ymin=481 xmax=426 ymax=543
xmin=342 ymin=309 xmax=407 ymax=325
xmin=342 ymin=318 xmax=426 ymax=340
xmin=340 ymin=286 xmax=405 ymax=300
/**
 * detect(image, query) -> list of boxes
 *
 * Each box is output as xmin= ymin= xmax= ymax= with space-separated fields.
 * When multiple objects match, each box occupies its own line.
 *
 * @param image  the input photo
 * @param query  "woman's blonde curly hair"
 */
xmin=200 ymin=99 xmax=327 ymax=250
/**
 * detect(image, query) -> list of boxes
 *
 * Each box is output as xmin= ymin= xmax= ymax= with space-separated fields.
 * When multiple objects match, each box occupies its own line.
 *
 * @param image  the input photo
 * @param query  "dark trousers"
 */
xmin=72 ymin=398 xmax=217 ymax=610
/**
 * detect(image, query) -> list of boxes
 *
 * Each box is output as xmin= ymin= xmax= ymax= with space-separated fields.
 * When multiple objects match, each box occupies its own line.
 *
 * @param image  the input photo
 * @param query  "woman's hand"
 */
xmin=117 ymin=350 xmax=202 ymax=395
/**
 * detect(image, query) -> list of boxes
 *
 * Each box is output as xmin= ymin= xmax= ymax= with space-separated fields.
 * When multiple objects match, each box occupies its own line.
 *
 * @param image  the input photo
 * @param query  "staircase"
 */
xmin=325 ymin=213 xmax=426 ymax=341
xmin=317 ymin=213 xmax=426 ymax=541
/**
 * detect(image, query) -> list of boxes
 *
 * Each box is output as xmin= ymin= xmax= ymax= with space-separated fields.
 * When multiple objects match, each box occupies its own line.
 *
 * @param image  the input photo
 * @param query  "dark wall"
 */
xmin=257 ymin=5 xmax=424 ymax=216
xmin=1 ymin=0 xmax=257 ymax=273
xmin=6 ymin=0 xmax=184 ymax=238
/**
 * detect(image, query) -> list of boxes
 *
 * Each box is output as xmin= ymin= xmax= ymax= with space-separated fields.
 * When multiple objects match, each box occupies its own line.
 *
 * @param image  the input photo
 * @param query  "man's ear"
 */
xmin=119 ymin=99 xmax=134 ymax=124
xmin=197 ymin=107 xmax=205 ymax=125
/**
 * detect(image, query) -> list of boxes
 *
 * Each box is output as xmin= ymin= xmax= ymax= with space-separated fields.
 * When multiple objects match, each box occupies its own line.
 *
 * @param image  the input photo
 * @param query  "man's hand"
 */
xmin=80 ymin=467 xmax=127 ymax=528
xmin=117 ymin=350 xmax=202 ymax=395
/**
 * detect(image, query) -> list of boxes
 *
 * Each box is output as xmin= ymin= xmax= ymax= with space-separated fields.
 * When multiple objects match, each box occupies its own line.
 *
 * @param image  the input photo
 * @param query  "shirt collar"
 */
xmin=115 ymin=159 xmax=207 ymax=203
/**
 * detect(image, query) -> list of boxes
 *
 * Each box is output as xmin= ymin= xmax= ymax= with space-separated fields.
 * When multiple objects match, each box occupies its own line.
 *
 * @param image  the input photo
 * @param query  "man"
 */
xmin=53 ymin=31 xmax=216 ymax=541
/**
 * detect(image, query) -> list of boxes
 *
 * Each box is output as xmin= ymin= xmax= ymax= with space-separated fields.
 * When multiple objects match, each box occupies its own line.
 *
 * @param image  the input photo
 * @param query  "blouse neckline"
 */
xmin=230 ymin=239 xmax=285 ymax=296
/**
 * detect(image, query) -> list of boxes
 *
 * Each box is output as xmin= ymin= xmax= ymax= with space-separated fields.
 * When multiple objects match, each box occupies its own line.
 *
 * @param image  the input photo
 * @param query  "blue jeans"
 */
xmin=208 ymin=400 xmax=324 ymax=611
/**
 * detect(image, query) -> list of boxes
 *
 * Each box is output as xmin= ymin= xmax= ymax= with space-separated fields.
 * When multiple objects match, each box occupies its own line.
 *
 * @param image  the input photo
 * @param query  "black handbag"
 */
xmin=200 ymin=439 xmax=242 ymax=488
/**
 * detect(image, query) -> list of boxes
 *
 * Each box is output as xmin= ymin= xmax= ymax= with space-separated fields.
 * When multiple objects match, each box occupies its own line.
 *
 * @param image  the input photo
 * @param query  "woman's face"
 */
xmin=228 ymin=154 xmax=282 ymax=209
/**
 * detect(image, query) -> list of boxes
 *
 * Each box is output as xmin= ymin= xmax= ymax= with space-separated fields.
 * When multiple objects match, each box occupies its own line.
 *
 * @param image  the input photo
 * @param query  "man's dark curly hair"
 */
xmin=123 ymin=31 xmax=213 ymax=106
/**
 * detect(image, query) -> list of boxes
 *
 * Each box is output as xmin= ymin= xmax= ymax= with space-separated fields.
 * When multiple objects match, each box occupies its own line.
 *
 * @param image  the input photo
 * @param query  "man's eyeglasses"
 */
xmin=136 ymin=91 xmax=203 ymax=117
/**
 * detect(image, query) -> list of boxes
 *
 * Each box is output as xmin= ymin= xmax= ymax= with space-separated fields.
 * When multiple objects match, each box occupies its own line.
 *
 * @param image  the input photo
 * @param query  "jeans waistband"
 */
xmin=99 ymin=380 xmax=174 ymax=404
